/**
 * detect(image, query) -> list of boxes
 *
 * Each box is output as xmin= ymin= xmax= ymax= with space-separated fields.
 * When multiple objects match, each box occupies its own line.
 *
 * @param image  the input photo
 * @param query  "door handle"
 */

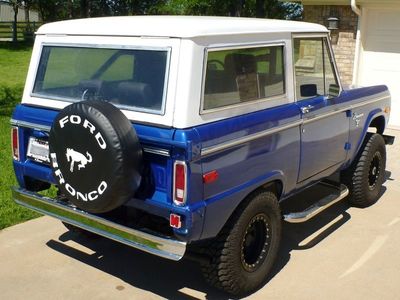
xmin=301 ymin=105 xmax=314 ymax=114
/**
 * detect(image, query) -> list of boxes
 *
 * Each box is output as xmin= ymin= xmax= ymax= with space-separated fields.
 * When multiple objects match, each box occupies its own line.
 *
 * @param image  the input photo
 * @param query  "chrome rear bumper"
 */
xmin=12 ymin=187 xmax=186 ymax=261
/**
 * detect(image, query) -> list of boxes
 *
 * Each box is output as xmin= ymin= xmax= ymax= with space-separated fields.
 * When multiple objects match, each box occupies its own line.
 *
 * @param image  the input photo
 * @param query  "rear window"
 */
xmin=203 ymin=45 xmax=285 ymax=111
xmin=32 ymin=46 xmax=169 ymax=114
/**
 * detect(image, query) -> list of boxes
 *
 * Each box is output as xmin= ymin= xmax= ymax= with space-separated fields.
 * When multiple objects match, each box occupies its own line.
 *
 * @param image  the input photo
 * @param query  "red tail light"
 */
xmin=170 ymin=213 xmax=182 ymax=229
xmin=11 ymin=127 xmax=19 ymax=161
xmin=173 ymin=161 xmax=187 ymax=206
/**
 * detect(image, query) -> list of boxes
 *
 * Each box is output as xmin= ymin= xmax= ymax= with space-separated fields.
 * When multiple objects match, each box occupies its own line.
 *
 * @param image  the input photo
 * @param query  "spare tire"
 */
xmin=49 ymin=100 xmax=142 ymax=213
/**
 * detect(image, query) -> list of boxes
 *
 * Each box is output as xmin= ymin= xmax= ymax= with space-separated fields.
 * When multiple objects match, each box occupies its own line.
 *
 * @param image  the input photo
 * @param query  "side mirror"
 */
xmin=300 ymin=84 xmax=317 ymax=97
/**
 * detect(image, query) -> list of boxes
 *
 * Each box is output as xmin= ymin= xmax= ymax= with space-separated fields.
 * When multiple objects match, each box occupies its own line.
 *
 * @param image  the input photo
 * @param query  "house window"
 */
xmin=293 ymin=37 xmax=339 ymax=100
xmin=203 ymin=45 xmax=285 ymax=110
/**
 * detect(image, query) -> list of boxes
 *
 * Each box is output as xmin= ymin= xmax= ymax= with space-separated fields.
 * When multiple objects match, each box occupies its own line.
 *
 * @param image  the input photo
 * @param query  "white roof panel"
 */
xmin=36 ymin=16 xmax=328 ymax=38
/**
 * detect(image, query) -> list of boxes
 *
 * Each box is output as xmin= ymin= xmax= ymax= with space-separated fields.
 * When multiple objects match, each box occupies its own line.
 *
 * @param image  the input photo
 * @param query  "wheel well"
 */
xmin=369 ymin=116 xmax=385 ymax=134
xmin=262 ymin=180 xmax=283 ymax=200
xmin=207 ymin=179 xmax=283 ymax=241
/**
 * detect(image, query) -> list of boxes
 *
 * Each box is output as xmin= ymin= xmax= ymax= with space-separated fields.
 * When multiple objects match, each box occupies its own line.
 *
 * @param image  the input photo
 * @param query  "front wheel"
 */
xmin=200 ymin=190 xmax=282 ymax=296
xmin=342 ymin=133 xmax=386 ymax=207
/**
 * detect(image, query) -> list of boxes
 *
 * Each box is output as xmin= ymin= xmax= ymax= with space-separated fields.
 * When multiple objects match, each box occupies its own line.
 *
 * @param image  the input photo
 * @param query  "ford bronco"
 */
xmin=11 ymin=16 xmax=395 ymax=296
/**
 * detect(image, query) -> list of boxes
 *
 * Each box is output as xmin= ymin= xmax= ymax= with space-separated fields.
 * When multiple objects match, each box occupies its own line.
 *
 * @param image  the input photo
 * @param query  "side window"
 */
xmin=293 ymin=37 xmax=339 ymax=100
xmin=203 ymin=45 xmax=285 ymax=111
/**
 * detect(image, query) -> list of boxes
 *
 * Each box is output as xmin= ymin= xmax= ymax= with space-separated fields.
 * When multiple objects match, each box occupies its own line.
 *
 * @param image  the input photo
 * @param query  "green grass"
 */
xmin=0 ymin=43 xmax=32 ymax=115
xmin=0 ymin=116 xmax=40 ymax=229
xmin=0 ymin=42 xmax=42 ymax=230
xmin=0 ymin=43 xmax=32 ymax=86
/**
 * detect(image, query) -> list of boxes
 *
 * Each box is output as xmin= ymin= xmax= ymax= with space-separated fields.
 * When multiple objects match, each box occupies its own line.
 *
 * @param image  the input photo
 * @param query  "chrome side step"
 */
xmin=12 ymin=187 xmax=186 ymax=261
xmin=284 ymin=184 xmax=349 ymax=223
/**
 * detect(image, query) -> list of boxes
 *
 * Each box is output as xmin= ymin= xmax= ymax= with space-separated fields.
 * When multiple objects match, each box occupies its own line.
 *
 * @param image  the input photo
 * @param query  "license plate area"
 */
xmin=27 ymin=137 xmax=50 ymax=165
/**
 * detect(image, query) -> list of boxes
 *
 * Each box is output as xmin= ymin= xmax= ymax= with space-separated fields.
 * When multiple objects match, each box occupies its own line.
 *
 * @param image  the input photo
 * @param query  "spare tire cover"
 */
xmin=49 ymin=100 xmax=142 ymax=213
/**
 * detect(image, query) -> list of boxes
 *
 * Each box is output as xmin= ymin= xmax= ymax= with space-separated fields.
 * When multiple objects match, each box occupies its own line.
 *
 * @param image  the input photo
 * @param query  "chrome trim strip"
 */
xmin=303 ymin=106 xmax=348 ymax=124
xmin=284 ymin=184 xmax=349 ymax=223
xmin=10 ymin=119 xmax=51 ymax=132
xmin=350 ymin=95 xmax=390 ymax=109
xmin=12 ymin=187 xmax=186 ymax=261
xmin=142 ymin=147 xmax=170 ymax=157
xmin=12 ymin=94 xmax=389 ymax=159
xmin=201 ymin=94 xmax=389 ymax=157
xmin=201 ymin=120 xmax=302 ymax=156
xmin=303 ymin=95 xmax=390 ymax=124
xmin=10 ymin=120 xmax=171 ymax=157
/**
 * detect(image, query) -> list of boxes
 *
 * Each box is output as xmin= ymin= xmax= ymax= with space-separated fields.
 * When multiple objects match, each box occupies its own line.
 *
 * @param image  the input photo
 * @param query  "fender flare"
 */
xmin=200 ymin=170 xmax=286 ymax=240
xmin=353 ymin=109 xmax=386 ymax=163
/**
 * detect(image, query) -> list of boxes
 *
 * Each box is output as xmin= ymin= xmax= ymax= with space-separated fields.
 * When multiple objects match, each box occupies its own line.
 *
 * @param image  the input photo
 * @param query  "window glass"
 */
xmin=293 ymin=37 xmax=325 ymax=100
xmin=293 ymin=37 xmax=340 ymax=100
xmin=323 ymin=39 xmax=340 ymax=97
xmin=99 ymin=54 xmax=134 ymax=81
xmin=33 ymin=46 xmax=168 ymax=113
xmin=203 ymin=46 xmax=285 ymax=110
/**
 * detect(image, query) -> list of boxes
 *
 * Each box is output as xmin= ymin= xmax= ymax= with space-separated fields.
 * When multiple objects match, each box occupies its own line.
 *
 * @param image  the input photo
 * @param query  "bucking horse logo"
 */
xmin=66 ymin=148 xmax=93 ymax=172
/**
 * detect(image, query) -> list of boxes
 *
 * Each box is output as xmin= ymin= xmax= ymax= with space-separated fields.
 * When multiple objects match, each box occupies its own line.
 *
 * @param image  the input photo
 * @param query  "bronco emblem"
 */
xmin=66 ymin=148 xmax=93 ymax=172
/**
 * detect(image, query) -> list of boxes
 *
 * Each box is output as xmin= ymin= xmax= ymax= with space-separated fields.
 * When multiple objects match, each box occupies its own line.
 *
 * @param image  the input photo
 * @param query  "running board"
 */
xmin=284 ymin=184 xmax=349 ymax=223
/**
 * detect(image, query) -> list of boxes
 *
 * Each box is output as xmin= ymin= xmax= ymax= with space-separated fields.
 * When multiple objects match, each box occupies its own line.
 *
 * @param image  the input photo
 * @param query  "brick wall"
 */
xmin=303 ymin=5 xmax=358 ymax=86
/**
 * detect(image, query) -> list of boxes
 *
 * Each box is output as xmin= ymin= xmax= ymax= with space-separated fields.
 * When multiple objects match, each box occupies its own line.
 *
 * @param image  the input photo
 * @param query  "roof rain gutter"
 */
xmin=351 ymin=0 xmax=361 ymax=16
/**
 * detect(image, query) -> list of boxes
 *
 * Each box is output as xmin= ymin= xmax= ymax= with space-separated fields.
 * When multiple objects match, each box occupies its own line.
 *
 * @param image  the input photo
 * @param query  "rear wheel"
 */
xmin=200 ymin=190 xmax=281 ymax=296
xmin=342 ymin=133 xmax=386 ymax=207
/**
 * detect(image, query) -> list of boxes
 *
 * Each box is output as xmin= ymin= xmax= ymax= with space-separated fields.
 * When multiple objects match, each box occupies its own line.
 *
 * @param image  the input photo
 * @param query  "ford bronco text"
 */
xmin=11 ymin=16 xmax=395 ymax=296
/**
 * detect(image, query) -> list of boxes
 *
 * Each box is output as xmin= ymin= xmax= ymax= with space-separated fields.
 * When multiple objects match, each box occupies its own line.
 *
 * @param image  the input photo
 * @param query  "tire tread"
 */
xmin=342 ymin=133 xmax=386 ymax=207
xmin=198 ymin=190 xmax=281 ymax=296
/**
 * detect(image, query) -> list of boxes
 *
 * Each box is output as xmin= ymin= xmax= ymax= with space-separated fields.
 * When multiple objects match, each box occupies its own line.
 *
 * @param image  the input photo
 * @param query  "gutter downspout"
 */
xmin=351 ymin=0 xmax=362 ymax=86
xmin=351 ymin=0 xmax=361 ymax=16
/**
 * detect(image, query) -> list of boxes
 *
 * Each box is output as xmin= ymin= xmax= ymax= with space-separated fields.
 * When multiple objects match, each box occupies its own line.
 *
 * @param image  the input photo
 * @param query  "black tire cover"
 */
xmin=49 ymin=100 xmax=142 ymax=213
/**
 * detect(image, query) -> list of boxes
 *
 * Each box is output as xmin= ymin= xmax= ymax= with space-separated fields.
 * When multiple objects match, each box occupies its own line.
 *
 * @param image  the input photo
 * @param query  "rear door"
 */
xmin=293 ymin=35 xmax=350 ymax=182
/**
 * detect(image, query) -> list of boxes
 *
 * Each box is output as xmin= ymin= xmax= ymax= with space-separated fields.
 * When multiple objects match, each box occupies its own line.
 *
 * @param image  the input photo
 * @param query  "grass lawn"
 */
xmin=0 ymin=116 xmax=40 ymax=229
xmin=0 ymin=43 xmax=32 ymax=87
xmin=0 ymin=42 xmax=41 ymax=229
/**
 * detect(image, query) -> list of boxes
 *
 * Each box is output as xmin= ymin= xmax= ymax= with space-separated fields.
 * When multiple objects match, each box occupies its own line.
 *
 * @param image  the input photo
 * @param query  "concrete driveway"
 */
xmin=1 ymin=129 xmax=399 ymax=300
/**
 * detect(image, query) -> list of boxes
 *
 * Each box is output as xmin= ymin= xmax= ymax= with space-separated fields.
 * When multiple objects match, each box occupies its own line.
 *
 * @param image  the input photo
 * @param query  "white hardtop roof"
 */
xmin=37 ymin=16 xmax=328 ymax=38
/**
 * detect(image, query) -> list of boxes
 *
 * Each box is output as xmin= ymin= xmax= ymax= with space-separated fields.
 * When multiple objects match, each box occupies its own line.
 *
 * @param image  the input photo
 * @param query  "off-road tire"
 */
xmin=342 ymin=133 xmax=386 ymax=207
xmin=199 ymin=190 xmax=282 ymax=296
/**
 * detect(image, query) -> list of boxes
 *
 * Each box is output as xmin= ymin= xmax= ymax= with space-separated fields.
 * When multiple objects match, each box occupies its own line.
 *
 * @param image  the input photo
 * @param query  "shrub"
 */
xmin=0 ymin=85 xmax=23 ymax=114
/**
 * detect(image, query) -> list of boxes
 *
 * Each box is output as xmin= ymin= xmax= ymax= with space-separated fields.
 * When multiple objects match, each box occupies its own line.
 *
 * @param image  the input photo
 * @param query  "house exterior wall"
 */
xmin=303 ymin=5 xmax=358 ymax=86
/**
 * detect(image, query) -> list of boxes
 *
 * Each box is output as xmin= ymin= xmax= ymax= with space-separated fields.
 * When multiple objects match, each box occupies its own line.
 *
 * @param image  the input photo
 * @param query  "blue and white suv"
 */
xmin=11 ymin=16 xmax=394 ymax=296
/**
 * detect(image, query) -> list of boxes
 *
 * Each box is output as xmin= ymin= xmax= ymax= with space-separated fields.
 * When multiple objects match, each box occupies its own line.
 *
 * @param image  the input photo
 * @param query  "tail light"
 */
xmin=11 ymin=126 xmax=19 ymax=161
xmin=170 ymin=213 xmax=182 ymax=229
xmin=173 ymin=161 xmax=187 ymax=206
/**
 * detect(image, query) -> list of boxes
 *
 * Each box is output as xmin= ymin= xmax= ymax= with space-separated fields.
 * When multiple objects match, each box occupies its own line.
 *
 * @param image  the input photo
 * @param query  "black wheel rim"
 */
xmin=368 ymin=151 xmax=382 ymax=190
xmin=241 ymin=214 xmax=271 ymax=272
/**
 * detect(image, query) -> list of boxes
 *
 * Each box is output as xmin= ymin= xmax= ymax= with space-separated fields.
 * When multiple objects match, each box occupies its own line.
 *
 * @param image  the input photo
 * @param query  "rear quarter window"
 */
xmin=203 ymin=45 xmax=285 ymax=111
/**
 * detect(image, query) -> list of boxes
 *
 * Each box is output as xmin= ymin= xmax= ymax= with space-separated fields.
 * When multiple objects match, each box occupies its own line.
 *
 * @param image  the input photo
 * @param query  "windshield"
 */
xmin=33 ymin=46 xmax=169 ymax=114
